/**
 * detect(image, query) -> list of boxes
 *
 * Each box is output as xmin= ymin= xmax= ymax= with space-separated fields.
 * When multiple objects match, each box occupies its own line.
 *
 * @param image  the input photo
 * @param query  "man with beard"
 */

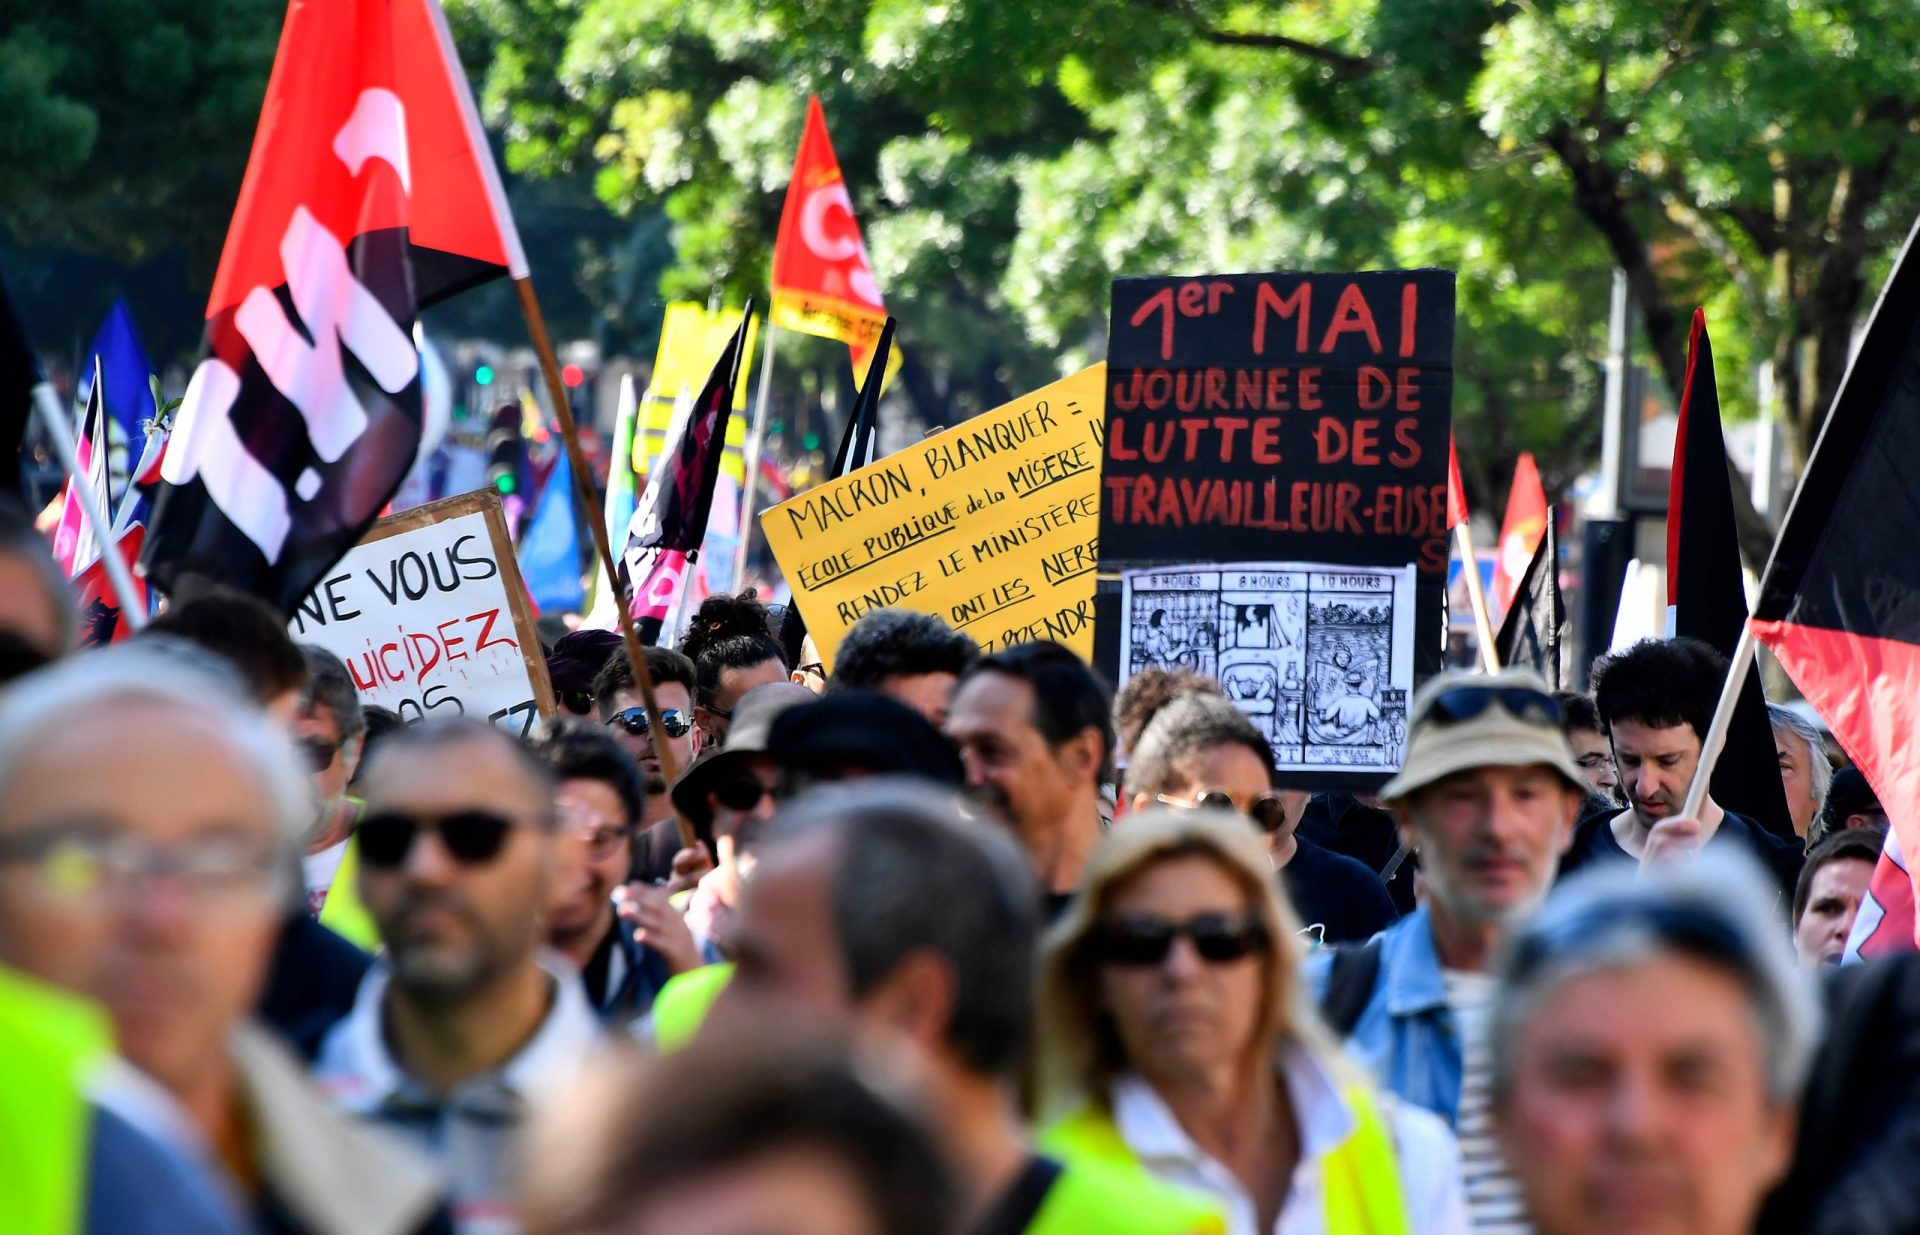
xmin=316 ymin=718 xmax=602 ymax=1234
xmin=944 ymin=641 xmax=1111 ymax=919
xmin=1307 ymin=667 xmax=1586 ymax=1233
xmin=1560 ymin=638 xmax=1804 ymax=896
xmin=596 ymin=645 xmax=704 ymax=886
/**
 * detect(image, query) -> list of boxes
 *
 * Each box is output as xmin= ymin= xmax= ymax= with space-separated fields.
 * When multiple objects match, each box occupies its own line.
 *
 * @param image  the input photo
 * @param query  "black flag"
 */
xmin=1668 ymin=310 xmax=1794 ymax=839
xmin=1495 ymin=517 xmax=1563 ymax=688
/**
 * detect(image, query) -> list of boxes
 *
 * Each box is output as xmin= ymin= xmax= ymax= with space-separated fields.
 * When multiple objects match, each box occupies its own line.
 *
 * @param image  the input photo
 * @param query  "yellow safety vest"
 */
xmin=318 ymin=831 xmax=379 ymax=952
xmin=0 ymin=966 xmax=113 ymax=1235
xmin=1026 ymin=1154 xmax=1227 ymax=1235
xmin=1042 ymin=1083 xmax=1410 ymax=1235
xmin=649 ymin=963 xmax=734 ymax=1052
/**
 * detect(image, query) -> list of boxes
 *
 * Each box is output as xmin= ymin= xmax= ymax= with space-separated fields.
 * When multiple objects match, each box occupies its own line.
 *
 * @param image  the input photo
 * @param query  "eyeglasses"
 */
xmin=357 ymin=810 xmax=527 ymax=869
xmin=1156 ymin=790 xmax=1290 ymax=835
xmin=1094 ymin=912 xmax=1268 ymax=967
xmin=559 ymin=689 xmax=595 ymax=716
xmin=1423 ymin=685 xmax=1560 ymax=728
xmin=712 ymin=773 xmax=770 ymax=813
xmin=1575 ymin=752 xmax=1613 ymax=771
xmin=0 ymin=826 xmax=278 ymax=900
xmin=796 ymin=662 xmax=826 ymax=682
xmin=301 ymin=736 xmax=342 ymax=772
xmin=607 ymin=707 xmax=694 ymax=739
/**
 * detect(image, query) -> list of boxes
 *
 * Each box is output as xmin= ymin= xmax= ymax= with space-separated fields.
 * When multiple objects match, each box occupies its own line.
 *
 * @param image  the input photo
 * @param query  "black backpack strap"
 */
xmin=1318 ymin=935 xmax=1385 ymax=1036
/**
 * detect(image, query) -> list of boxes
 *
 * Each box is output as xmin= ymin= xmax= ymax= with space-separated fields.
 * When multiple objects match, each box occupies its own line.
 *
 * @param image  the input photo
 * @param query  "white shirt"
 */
xmin=1111 ymin=1044 xmax=1470 ymax=1235
xmin=302 ymin=839 xmax=350 ymax=916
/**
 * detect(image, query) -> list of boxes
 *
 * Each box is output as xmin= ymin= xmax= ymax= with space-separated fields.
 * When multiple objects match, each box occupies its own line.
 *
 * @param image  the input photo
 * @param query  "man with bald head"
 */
xmin=0 ymin=644 xmax=447 ymax=1233
xmin=317 ymin=717 xmax=602 ymax=1234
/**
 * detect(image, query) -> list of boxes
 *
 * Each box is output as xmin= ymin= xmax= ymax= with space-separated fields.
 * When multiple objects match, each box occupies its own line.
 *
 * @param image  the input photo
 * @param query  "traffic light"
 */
xmin=486 ymin=404 xmax=522 ymax=497
xmin=475 ymin=364 xmax=495 ymax=386
xmin=561 ymin=362 xmax=584 ymax=388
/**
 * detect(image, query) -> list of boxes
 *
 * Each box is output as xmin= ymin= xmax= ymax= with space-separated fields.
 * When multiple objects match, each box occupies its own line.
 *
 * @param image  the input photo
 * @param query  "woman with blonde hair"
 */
xmin=1037 ymin=806 xmax=1467 ymax=1235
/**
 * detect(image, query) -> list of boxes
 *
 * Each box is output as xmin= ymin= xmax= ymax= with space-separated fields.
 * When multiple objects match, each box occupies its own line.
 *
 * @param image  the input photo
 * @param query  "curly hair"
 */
xmin=678 ymin=590 xmax=786 ymax=708
xmin=829 ymin=609 xmax=979 ymax=690
xmin=1590 ymin=636 xmax=1728 ymax=741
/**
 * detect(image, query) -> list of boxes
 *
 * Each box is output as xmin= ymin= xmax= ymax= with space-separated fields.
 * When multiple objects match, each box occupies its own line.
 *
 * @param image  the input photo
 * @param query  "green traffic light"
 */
xmin=493 ymin=472 xmax=517 ymax=496
xmin=475 ymin=364 xmax=495 ymax=386
xmin=802 ymin=432 xmax=821 ymax=451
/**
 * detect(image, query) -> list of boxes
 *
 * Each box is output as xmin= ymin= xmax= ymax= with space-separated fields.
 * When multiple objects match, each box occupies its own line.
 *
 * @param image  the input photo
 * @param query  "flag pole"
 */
xmin=1453 ymin=521 xmax=1501 ymax=671
xmin=32 ymin=383 xmax=144 ymax=630
xmin=514 ymin=276 xmax=695 ymax=851
xmin=734 ymin=316 xmax=779 ymax=588
xmin=1679 ymin=621 xmax=1756 ymax=822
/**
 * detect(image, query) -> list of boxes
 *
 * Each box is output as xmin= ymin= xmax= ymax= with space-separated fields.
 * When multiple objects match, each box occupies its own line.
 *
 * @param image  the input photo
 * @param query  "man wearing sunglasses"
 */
xmin=1123 ymin=690 xmax=1397 ymax=946
xmin=1307 ymin=667 xmax=1588 ymax=1235
xmin=317 ymin=717 xmax=602 ymax=1232
xmin=294 ymin=645 xmax=367 ymax=917
xmin=595 ymin=644 xmax=706 ymax=886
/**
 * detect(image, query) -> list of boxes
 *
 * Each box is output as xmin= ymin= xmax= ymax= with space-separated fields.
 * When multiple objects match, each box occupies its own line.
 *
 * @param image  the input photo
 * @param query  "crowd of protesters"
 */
xmin=5 ymin=489 xmax=1920 ymax=1235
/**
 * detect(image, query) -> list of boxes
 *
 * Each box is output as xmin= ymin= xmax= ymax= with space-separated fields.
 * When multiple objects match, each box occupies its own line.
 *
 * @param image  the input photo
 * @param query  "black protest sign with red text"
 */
xmin=1102 ymin=271 xmax=1455 ymax=573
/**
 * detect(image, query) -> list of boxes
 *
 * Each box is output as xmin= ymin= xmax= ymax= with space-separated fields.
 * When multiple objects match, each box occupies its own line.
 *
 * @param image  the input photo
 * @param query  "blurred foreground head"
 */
xmin=0 ymin=643 xmax=310 ymax=1097
xmin=0 ymin=493 xmax=77 ymax=676
xmin=1491 ymin=853 xmax=1816 ymax=1235
xmin=525 ymin=1031 xmax=954 ymax=1235
xmin=713 ymin=778 xmax=1040 ymax=1084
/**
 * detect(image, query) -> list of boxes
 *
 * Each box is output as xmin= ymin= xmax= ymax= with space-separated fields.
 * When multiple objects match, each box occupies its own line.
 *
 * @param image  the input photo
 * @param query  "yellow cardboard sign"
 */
xmin=763 ymin=364 xmax=1105 ymax=670
xmin=636 ymin=302 xmax=758 ymax=483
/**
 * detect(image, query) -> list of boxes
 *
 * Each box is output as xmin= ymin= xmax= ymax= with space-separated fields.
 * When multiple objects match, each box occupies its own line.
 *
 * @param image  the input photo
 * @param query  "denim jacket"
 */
xmin=1304 ymin=905 xmax=1462 ymax=1127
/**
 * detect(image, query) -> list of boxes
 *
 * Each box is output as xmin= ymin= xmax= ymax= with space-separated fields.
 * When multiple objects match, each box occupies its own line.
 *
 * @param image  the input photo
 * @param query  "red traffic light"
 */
xmin=561 ymin=363 xmax=585 ymax=388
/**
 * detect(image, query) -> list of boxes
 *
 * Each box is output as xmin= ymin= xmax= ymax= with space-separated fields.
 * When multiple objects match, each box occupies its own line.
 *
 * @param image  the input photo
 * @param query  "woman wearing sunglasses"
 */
xmin=1036 ymin=808 xmax=1467 ymax=1235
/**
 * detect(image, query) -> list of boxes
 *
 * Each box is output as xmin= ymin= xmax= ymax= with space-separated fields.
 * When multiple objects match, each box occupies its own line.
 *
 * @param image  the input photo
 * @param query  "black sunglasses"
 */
xmin=607 ymin=707 xmax=694 ymax=739
xmin=1424 ymin=685 xmax=1560 ymax=728
xmin=301 ymin=736 xmax=341 ymax=772
xmin=1094 ymin=912 xmax=1268 ymax=967
xmin=357 ymin=810 xmax=520 ymax=869
xmin=559 ymin=689 xmax=595 ymax=716
xmin=712 ymin=773 xmax=769 ymax=813
xmin=1157 ymin=790 xmax=1290 ymax=834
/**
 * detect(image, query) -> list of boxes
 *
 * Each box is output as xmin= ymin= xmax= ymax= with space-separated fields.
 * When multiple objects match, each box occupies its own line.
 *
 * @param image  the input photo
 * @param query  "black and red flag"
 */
xmin=1495 ymin=515 xmax=1563 ymax=689
xmin=1669 ymin=310 xmax=1795 ymax=838
xmin=1754 ymin=213 xmax=1920 ymax=930
xmin=144 ymin=0 xmax=527 ymax=611
xmin=621 ymin=305 xmax=752 ymax=644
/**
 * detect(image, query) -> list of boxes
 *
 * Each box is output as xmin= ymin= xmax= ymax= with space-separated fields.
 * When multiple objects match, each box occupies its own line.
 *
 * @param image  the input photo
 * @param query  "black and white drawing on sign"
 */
xmin=1120 ymin=563 xmax=1417 ymax=774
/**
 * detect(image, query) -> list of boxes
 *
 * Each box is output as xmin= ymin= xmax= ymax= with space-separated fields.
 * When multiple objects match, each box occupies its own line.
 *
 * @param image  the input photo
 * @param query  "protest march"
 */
xmin=10 ymin=2 xmax=1920 ymax=1234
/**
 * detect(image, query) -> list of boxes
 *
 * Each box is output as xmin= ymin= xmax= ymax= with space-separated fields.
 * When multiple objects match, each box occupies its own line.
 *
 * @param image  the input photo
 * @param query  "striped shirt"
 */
xmin=1442 ymin=969 xmax=1532 ymax=1234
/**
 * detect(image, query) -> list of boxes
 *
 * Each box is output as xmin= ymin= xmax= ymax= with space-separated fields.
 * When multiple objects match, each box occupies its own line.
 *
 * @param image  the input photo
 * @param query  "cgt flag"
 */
xmin=1490 ymin=452 xmax=1546 ymax=615
xmin=144 ymin=0 xmax=527 ymax=612
xmin=771 ymin=96 xmax=898 ymax=387
xmin=620 ymin=305 xmax=751 ymax=643
xmin=1670 ymin=310 xmax=1792 ymax=838
xmin=1754 ymin=212 xmax=1920 ymax=934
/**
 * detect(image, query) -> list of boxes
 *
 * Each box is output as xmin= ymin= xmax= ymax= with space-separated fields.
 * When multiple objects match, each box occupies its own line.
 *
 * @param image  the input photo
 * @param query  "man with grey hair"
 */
xmin=0 ymin=644 xmax=449 ymax=1233
xmin=316 ymin=717 xmax=602 ymax=1234
xmin=1767 ymin=703 xmax=1831 ymax=842
xmin=1492 ymin=853 xmax=1815 ymax=1235
xmin=710 ymin=778 xmax=1214 ymax=1235
xmin=1307 ymin=666 xmax=1589 ymax=1234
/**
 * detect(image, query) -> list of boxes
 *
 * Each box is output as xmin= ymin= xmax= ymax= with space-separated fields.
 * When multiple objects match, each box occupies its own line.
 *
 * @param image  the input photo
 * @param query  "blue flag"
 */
xmin=79 ymin=300 xmax=155 ymax=448
xmin=519 ymin=448 xmax=584 ymax=613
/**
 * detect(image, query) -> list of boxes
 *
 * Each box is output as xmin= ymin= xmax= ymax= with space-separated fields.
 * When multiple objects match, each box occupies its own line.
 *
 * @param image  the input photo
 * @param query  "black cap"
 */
xmin=767 ymin=690 xmax=964 ymax=787
xmin=545 ymin=629 xmax=623 ymax=697
xmin=1824 ymin=765 xmax=1885 ymax=828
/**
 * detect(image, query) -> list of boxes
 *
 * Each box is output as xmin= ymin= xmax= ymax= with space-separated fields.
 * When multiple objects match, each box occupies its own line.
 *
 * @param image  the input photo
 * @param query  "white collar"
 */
xmin=1112 ymin=1041 xmax=1358 ymax=1166
xmin=323 ymin=952 xmax=600 ymax=1110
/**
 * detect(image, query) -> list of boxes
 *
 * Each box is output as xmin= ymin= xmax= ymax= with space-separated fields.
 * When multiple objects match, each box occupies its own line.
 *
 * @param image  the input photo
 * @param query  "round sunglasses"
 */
xmin=607 ymin=707 xmax=694 ymax=739
xmin=1157 ymin=790 xmax=1290 ymax=835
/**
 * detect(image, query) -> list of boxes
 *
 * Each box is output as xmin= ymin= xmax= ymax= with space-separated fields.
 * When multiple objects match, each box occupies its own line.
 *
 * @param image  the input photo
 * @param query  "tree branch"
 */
xmin=1201 ymin=29 xmax=1374 ymax=78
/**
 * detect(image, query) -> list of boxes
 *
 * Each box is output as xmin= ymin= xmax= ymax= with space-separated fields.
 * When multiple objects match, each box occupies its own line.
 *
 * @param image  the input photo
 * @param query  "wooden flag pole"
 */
xmin=32 ymin=383 xmax=145 ymax=631
xmin=515 ymin=276 xmax=695 ymax=850
xmin=734 ymin=317 xmax=780 ymax=588
xmin=1678 ymin=620 xmax=1756 ymax=822
xmin=1453 ymin=521 xmax=1501 ymax=672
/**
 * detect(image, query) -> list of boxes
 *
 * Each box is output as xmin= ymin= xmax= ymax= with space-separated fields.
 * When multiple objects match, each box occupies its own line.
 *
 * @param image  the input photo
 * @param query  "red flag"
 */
xmin=1490 ymin=452 xmax=1546 ymax=613
xmin=1753 ymin=213 xmax=1920 ymax=939
xmin=145 ymin=0 xmax=526 ymax=613
xmin=771 ymin=96 xmax=893 ymax=383
xmin=1844 ymin=827 xmax=1916 ymax=961
xmin=73 ymin=526 xmax=147 ymax=648
xmin=1446 ymin=434 xmax=1468 ymax=529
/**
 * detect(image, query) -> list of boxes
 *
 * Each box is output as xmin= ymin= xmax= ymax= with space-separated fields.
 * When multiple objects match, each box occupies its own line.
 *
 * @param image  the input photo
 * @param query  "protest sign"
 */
xmin=762 ymin=365 xmax=1105 ymax=670
xmin=1101 ymin=270 xmax=1454 ymax=785
xmin=1122 ymin=562 xmax=1416 ymax=772
xmin=288 ymin=490 xmax=555 ymax=736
